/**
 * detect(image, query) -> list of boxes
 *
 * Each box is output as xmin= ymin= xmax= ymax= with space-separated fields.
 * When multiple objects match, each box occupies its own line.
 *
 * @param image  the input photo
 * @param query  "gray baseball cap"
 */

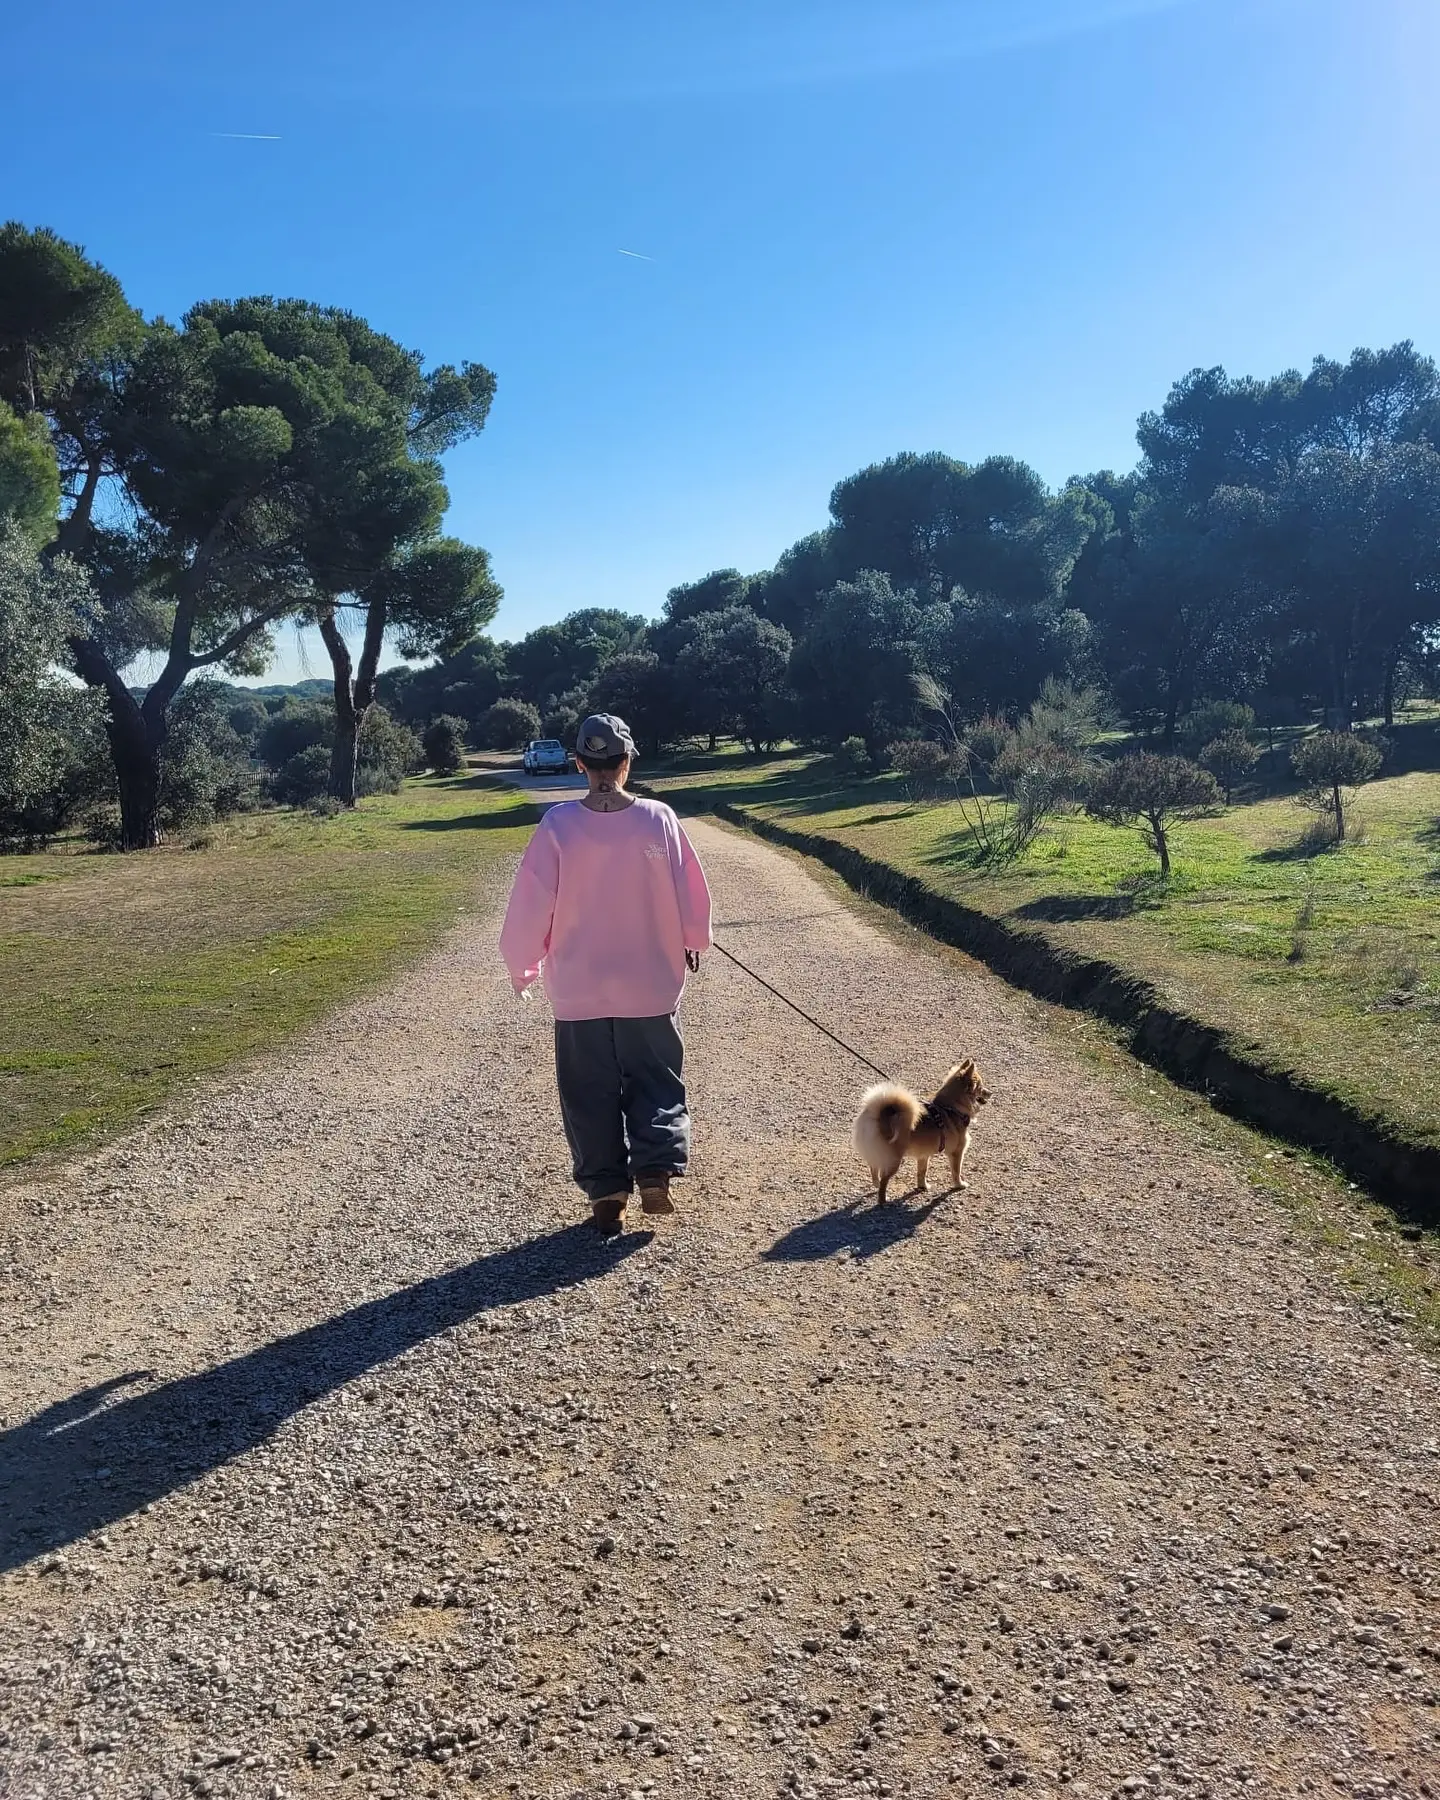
xmin=575 ymin=712 xmax=636 ymax=760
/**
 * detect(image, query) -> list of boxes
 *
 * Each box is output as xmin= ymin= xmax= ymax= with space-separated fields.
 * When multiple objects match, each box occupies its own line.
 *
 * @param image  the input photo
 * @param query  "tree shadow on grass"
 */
xmin=429 ymin=770 xmax=534 ymax=794
xmin=1011 ymin=893 xmax=1136 ymax=923
xmin=668 ymin=771 xmax=857 ymax=819
xmin=400 ymin=808 xmax=537 ymax=832
xmin=917 ymin=832 xmax=990 ymax=871
xmin=762 ymin=1191 xmax=948 ymax=1263
xmin=834 ymin=807 xmax=924 ymax=828
xmin=779 ymin=787 xmax=909 ymax=823
xmin=1254 ymin=844 xmax=1331 ymax=864
xmin=0 ymin=1222 xmax=650 ymax=1574
xmin=1254 ymin=831 xmax=1342 ymax=863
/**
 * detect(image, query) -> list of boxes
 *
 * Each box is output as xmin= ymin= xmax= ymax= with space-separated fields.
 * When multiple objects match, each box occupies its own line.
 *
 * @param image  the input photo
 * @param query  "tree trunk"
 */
xmin=317 ymin=608 xmax=359 ymax=805
xmin=1382 ymin=656 xmax=1396 ymax=729
xmin=1333 ymin=783 xmax=1345 ymax=842
xmin=318 ymin=600 xmax=386 ymax=806
xmin=1162 ymin=693 xmax=1179 ymax=752
xmin=1325 ymin=646 xmax=1349 ymax=733
xmin=65 ymin=506 xmax=290 ymax=848
xmin=115 ymin=733 xmax=165 ymax=850
xmin=329 ymin=711 xmax=360 ymax=805
xmin=69 ymin=632 xmax=168 ymax=849
xmin=1152 ymin=815 xmax=1171 ymax=879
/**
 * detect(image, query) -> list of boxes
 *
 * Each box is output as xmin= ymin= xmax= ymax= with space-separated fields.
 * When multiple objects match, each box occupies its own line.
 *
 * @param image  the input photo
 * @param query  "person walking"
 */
xmin=499 ymin=713 xmax=713 ymax=1231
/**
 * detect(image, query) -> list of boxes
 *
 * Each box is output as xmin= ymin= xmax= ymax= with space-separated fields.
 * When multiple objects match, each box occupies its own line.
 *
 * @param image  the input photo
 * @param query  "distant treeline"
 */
xmin=3 ymin=217 xmax=1439 ymax=855
xmin=385 ymin=343 xmax=1440 ymax=763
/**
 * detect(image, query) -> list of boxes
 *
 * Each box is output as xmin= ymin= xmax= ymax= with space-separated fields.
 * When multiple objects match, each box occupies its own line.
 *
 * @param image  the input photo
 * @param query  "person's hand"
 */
xmin=685 ymin=949 xmax=702 ymax=973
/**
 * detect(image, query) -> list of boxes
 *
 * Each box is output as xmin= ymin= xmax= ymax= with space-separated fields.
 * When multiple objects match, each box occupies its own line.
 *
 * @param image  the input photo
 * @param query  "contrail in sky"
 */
xmin=211 ymin=132 xmax=283 ymax=140
xmin=617 ymin=249 xmax=653 ymax=261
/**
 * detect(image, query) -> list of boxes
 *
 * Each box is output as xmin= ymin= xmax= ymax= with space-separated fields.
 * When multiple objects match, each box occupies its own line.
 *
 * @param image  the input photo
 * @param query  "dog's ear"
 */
xmin=957 ymin=1057 xmax=974 ymax=1075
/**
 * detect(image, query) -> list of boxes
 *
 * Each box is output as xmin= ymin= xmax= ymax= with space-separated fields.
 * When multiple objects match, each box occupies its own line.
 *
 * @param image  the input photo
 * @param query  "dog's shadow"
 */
xmin=762 ymin=1188 xmax=952 ymax=1263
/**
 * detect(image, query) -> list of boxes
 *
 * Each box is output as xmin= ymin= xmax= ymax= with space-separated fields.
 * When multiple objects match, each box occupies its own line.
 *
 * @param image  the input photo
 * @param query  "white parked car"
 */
xmin=522 ymin=738 xmax=570 ymax=775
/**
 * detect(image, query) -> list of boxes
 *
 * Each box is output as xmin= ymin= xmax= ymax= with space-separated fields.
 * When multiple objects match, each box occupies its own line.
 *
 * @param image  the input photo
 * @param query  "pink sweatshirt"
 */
xmin=498 ymin=797 xmax=713 ymax=1021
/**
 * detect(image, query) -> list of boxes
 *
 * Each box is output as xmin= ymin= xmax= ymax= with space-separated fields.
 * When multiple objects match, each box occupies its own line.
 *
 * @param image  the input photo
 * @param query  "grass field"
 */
xmin=0 ymin=774 xmax=536 ymax=1168
xmin=649 ymin=751 xmax=1440 ymax=1156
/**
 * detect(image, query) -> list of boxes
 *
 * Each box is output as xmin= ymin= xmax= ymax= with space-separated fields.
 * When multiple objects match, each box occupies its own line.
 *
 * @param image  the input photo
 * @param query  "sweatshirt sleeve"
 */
xmin=498 ymin=818 xmax=560 ymax=992
xmin=674 ymin=819 xmax=714 ymax=952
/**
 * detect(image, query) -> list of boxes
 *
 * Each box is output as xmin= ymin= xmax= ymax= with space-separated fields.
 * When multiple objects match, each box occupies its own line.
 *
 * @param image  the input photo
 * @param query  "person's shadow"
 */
xmin=762 ymin=1190 xmax=948 ymax=1263
xmin=0 ymin=1222 xmax=650 ymax=1574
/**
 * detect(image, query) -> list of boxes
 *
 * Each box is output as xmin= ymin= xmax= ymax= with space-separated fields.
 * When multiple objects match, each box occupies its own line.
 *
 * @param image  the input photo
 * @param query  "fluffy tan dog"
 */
xmin=851 ymin=1059 xmax=991 ymax=1205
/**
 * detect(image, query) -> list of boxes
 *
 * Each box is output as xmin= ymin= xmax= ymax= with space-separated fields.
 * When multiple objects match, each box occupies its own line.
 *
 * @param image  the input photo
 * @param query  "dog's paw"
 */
xmin=956 ymin=1179 xmax=969 ymax=1192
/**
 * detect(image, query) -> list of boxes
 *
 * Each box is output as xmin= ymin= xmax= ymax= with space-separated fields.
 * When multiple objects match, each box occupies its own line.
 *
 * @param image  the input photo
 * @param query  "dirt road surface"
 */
xmin=1 ymin=818 xmax=1436 ymax=1800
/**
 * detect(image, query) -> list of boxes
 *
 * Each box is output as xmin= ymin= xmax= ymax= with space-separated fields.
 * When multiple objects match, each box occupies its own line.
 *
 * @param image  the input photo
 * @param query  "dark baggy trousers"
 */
xmin=553 ymin=1013 xmax=689 ymax=1201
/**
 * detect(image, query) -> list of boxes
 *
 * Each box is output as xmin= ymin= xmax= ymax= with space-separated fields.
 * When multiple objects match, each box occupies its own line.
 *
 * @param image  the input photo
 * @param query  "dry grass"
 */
xmin=0 ymin=773 xmax=536 ymax=1168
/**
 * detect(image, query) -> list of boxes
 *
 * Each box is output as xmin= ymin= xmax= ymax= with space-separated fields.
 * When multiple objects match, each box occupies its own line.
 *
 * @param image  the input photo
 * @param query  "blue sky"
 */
xmin=5 ymin=0 xmax=1439 ymax=680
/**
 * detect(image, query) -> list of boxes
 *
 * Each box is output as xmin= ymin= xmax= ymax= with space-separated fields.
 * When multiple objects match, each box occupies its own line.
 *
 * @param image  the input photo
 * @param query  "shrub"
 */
xmin=255 ymin=698 xmax=330 ymax=771
xmin=480 ymin=697 xmax=543 ymax=751
xmin=81 ymin=802 xmax=123 ymax=850
xmin=0 ymin=684 xmax=111 ymax=849
xmin=1179 ymin=700 xmax=1255 ymax=758
xmin=950 ymin=686 xmax=1097 ymax=866
xmin=960 ymin=715 xmax=1015 ymax=786
xmin=1199 ymin=730 xmax=1262 ymax=804
xmin=273 ymin=742 xmax=332 ymax=807
xmin=357 ymin=705 xmax=423 ymax=796
xmin=1290 ymin=731 xmax=1383 ymax=843
xmin=157 ymin=679 xmax=262 ymax=830
xmin=888 ymin=738 xmax=952 ymax=784
xmin=422 ymin=714 xmax=467 ymax=775
xmin=1021 ymin=678 xmax=1106 ymax=755
xmin=985 ymin=738 xmax=1092 ymax=861
xmin=0 ymin=524 xmax=108 ymax=845
xmin=835 ymin=735 xmax=871 ymax=777
xmin=1086 ymin=753 xmax=1221 ymax=879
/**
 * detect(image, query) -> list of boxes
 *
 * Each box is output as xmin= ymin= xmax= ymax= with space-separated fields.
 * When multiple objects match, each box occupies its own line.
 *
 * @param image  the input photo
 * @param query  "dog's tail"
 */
xmin=852 ymin=1082 xmax=923 ymax=1166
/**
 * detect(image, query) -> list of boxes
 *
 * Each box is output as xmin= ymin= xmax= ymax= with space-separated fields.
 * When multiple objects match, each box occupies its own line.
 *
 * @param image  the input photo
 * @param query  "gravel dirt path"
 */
xmin=1 ymin=817 xmax=1437 ymax=1800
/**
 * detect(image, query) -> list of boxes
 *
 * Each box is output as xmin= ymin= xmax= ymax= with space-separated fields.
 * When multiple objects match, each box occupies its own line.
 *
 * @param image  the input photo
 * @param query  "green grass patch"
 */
xmin=0 ymin=774 xmax=537 ymax=1168
xmin=650 ymin=753 xmax=1440 ymax=1155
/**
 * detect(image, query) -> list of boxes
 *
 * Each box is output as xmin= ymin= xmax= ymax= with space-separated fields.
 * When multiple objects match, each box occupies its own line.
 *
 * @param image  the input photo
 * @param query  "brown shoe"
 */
xmin=590 ymin=1192 xmax=628 ymax=1233
xmin=638 ymin=1175 xmax=676 ymax=1216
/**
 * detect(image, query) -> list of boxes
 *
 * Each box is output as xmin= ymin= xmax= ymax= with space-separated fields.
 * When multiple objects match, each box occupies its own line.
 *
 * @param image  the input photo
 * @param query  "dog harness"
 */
xmin=921 ymin=1099 xmax=972 ymax=1143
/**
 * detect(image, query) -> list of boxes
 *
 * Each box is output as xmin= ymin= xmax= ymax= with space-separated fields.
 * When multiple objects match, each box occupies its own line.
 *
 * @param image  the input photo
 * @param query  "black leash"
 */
xmin=708 ymin=939 xmax=892 ymax=1083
